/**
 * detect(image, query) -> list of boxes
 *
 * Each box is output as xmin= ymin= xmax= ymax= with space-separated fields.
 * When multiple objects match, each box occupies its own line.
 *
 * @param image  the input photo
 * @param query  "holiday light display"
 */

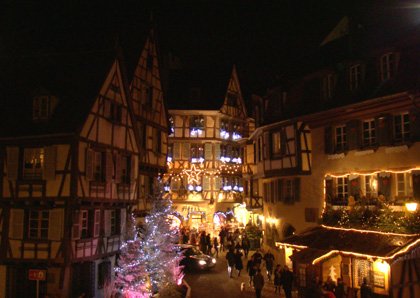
xmin=114 ymin=185 xmax=184 ymax=297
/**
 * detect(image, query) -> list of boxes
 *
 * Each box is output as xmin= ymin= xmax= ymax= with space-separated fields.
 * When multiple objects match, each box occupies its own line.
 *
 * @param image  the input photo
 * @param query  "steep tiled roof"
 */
xmin=279 ymin=225 xmax=419 ymax=259
xmin=0 ymin=49 xmax=119 ymax=138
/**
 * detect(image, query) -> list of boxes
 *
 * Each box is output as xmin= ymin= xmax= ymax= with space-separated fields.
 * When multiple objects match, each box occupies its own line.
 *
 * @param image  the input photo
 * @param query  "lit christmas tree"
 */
xmin=114 ymin=213 xmax=151 ymax=297
xmin=142 ymin=184 xmax=184 ymax=294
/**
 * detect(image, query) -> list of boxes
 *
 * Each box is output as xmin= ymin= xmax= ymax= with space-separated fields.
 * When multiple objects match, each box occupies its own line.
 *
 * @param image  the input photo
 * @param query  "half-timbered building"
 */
xmin=129 ymin=28 xmax=169 ymax=213
xmin=164 ymin=65 xmax=254 ymax=230
xmin=0 ymin=50 xmax=139 ymax=297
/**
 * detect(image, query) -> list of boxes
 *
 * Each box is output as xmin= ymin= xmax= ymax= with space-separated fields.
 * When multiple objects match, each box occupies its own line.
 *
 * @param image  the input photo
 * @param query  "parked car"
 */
xmin=177 ymin=244 xmax=216 ymax=271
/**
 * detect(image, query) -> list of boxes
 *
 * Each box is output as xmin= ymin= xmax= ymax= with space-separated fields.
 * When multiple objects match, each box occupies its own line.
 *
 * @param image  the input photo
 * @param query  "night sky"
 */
xmin=1 ymin=0 xmax=419 ymax=96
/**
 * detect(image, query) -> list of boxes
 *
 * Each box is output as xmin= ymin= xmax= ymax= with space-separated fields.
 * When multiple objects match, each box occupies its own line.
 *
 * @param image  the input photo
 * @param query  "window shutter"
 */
xmin=203 ymin=176 xmax=210 ymax=191
xmin=6 ymin=147 xmax=19 ymax=181
xmin=378 ymin=173 xmax=391 ymax=199
xmin=9 ymin=209 xmax=24 ymax=239
xmin=85 ymin=149 xmax=94 ymax=181
xmin=325 ymin=177 xmax=334 ymax=204
xmin=43 ymin=146 xmax=57 ymax=180
xmin=376 ymin=114 xmax=392 ymax=146
xmin=105 ymin=152 xmax=113 ymax=182
xmin=294 ymin=178 xmax=301 ymax=202
xmin=104 ymin=210 xmax=111 ymax=237
xmin=173 ymin=142 xmax=181 ymax=160
xmin=130 ymin=155 xmax=138 ymax=183
xmin=409 ymin=108 xmax=420 ymax=142
xmin=346 ymin=120 xmax=361 ymax=150
xmin=93 ymin=210 xmax=101 ymax=237
xmin=115 ymin=154 xmax=121 ymax=183
xmin=412 ymin=172 xmax=420 ymax=199
xmin=72 ymin=210 xmax=81 ymax=239
xmin=214 ymin=143 xmax=221 ymax=160
xmin=182 ymin=143 xmax=190 ymax=160
xmin=324 ymin=127 xmax=334 ymax=154
xmin=48 ymin=208 xmax=63 ymax=241
xmin=120 ymin=208 xmax=126 ymax=236
xmin=204 ymin=143 xmax=213 ymax=160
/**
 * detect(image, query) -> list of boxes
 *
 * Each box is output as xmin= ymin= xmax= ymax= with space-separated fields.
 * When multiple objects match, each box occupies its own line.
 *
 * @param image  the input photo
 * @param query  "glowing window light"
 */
xmin=232 ymin=132 xmax=242 ymax=140
xmin=405 ymin=202 xmax=418 ymax=212
xmin=220 ymin=130 xmax=230 ymax=139
xmin=190 ymin=128 xmax=203 ymax=136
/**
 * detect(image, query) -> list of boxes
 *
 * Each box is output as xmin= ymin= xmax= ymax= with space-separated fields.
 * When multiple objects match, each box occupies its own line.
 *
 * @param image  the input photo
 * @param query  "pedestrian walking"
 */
xmin=234 ymin=249 xmax=244 ymax=277
xmin=206 ymin=233 xmax=212 ymax=255
xmin=281 ymin=265 xmax=294 ymax=298
xmin=274 ymin=265 xmax=282 ymax=294
xmin=247 ymin=257 xmax=257 ymax=287
xmin=263 ymin=250 xmax=275 ymax=281
xmin=219 ymin=228 xmax=227 ymax=252
xmin=334 ymin=278 xmax=346 ymax=298
xmin=252 ymin=250 xmax=263 ymax=269
xmin=242 ymin=235 xmax=250 ymax=257
xmin=253 ymin=269 xmax=265 ymax=298
xmin=199 ymin=231 xmax=207 ymax=253
xmin=213 ymin=237 xmax=219 ymax=258
xmin=360 ymin=277 xmax=372 ymax=298
xmin=226 ymin=248 xmax=236 ymax=278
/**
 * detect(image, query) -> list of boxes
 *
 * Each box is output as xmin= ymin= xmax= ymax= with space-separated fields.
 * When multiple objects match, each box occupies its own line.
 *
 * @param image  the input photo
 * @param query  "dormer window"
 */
xmin=33 ymin=96 xmax=54 ymax=121
xmin=380 ymin=52 xmax=397 ymax=81
xmin=349 ymin=64 xmax=362 ymax=91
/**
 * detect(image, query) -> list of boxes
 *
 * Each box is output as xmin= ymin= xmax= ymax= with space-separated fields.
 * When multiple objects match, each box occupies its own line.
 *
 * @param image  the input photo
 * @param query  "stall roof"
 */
xmin=276 ymin=225 xmax=420 ymax=260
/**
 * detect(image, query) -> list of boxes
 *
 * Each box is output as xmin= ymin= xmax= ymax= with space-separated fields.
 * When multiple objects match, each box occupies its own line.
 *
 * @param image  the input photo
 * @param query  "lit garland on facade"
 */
xmin=325 ymin=167 xmax=420 ymax=178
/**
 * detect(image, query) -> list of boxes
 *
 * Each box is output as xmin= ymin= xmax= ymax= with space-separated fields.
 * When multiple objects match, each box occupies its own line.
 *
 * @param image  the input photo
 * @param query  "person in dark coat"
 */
xmin=234 ymin=249 xmax=244 ymax=277
xmin=360 ymin=277 xmax=372 ymax=298
xmin=213 ymin=237 xmax=219 ymax=258
xmin=263 ymin=250 xmax=275 ymax=281
xmin=247 ymin=257 xmax=257 ymax=287
xmin=199 ymin=231 xmax=207 ymax=253
xmin=281 ymin=265 xmax=294 ymax=298
xmin=253 ymin=269 xmax=265 ymax=298
xmin=274 ymin=265 xmax=282 ymax=293
xmin=252 ymin=250 xmax=263 ymax=269
xmin=206 ymin=233 xmax=212 ymax=255
xmin=334 ymin=278 xmax=346 ymax=298
xmin=241 ymin=235 xmax=250 ymax=257
xmin=226 ymin=248 xmax=236 ymax=278
xmin=219 ymin=228 xmax=227 ymax=252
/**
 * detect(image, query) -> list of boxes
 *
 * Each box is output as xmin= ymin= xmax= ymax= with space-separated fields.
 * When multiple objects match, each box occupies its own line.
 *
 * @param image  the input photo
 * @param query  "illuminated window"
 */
xmin=29 ymin=210 xmax=49 ymax=239
xmin=363 ymin=119 xmax=376 ymax=147
xmin=191 ymin=144 xmax=204 ymax=163
xmin=169 ymin=116 xmax=175 ymax=136
xmin=393 ymin=112 xmax=409 ymax=143
xmin=364 ymin=175 xmax=377 ymax=199
xmin=380 ymin=52 xmax=396 ymax=81
xmin=337 ymin=177 xmax=348 ymax=199
xmin=335 ymin=125 xmax=347 ymax=151
xmin=167 ymin=144 xmax=173 ymax=162
xmin=23 ymin=148 xmax=44 ymax=179
xmin=349 ymin=64 xmax=361 ymax=90
xmin=271 ymin=131 xmax=281 ymax=155
xmin=232 ymin=122 xmax=242 ymax=140
xmin=80 ymin=210 xmax=89 ymax=238
xmin=220 ymin=120 xmax=230 ymax=139
xmin=190 ymin=116 xmax=204 ymax=137
xmin=396 ymin=173 xmax=410 ymax=197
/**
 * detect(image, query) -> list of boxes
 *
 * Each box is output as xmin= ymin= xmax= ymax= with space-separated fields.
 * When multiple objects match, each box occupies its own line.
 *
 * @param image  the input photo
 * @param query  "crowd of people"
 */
xmin=179 ymin=226 xmax=371 ymax=298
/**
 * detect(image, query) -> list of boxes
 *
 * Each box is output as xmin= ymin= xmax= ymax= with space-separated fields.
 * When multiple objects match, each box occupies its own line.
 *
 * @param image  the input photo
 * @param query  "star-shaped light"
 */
xmin=182 ymin=164 xmax=203 ymax=184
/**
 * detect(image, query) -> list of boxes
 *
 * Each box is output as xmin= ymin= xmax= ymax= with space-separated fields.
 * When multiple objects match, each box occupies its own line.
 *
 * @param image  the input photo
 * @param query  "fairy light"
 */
xmin=325 ymin=167 xmax=420 ymax=178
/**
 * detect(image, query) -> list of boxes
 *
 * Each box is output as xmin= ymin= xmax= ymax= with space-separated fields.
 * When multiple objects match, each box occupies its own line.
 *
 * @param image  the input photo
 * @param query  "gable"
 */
xmin=220 ymin=66 xmax=247 ymax=118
